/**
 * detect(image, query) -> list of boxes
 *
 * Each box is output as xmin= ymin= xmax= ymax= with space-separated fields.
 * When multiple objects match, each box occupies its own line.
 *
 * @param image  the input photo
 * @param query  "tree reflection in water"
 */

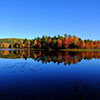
xmin=0 ymin=50 xmax=100 ymax=65
xmin=0 ymin=50 xmax=100 ymax=100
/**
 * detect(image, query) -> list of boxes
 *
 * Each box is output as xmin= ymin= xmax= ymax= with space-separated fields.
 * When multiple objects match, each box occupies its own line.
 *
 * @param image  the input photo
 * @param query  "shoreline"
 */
xmin=0 ymin=48 xmax=100 ymax=51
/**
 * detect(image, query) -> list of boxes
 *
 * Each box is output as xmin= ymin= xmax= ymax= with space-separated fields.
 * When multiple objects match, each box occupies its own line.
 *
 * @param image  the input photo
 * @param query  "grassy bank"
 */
xmin=58 ymin=49 xmax=100 ymax=52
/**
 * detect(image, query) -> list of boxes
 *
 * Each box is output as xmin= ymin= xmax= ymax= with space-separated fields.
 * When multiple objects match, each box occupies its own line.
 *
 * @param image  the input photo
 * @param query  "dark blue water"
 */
xmin=0 ymin=50 xmax=100 ymax=100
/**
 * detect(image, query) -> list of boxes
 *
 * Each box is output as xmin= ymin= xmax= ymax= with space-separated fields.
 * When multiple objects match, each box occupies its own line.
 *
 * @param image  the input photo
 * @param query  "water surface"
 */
xmin=0 ymin=50 xmax=100 ymax=100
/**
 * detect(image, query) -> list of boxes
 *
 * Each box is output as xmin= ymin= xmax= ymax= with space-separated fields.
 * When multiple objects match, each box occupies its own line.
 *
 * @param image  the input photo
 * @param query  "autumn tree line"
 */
xmin=0 ymin=35 xmax=100 ymax=49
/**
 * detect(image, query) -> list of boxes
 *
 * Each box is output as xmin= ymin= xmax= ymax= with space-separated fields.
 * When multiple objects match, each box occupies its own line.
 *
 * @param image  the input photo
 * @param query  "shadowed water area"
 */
xmin=0 ymin=50 xmax=100 ymax=100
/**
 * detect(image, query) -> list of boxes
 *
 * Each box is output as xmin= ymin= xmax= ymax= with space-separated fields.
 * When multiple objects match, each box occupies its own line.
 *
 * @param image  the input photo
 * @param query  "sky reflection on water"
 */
xmin=0 ymin=50 xmax=100 ymax=100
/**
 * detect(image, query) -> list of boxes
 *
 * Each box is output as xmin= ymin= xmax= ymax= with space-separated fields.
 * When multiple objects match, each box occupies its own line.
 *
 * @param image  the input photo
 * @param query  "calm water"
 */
xmin=0 ymin=50 xmax=100 ymax=100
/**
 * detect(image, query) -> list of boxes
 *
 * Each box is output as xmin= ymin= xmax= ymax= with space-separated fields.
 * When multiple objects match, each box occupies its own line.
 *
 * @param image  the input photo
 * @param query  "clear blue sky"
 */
xmin=0 ymin=0 xmax=100 ymax=40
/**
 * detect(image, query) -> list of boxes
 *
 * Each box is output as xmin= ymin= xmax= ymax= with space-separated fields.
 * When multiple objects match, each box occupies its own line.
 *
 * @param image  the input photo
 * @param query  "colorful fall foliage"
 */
xmin=0 ymin=35 xmax=100 ymax=49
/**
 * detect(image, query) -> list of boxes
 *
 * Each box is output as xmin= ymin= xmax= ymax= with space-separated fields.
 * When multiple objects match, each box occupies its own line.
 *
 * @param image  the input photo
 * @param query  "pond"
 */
xmin=0 ymin=50 xmax=100 ymax=100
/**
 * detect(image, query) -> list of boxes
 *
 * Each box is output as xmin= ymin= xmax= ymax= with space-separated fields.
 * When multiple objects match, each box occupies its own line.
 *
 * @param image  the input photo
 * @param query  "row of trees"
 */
xmin=0 ymin=35 xmax=100 ymax=49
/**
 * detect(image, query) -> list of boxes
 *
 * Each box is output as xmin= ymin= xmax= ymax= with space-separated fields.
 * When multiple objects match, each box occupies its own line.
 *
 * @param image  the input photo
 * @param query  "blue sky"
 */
xmin=0 ymin=0 xmax=100 ymax=40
